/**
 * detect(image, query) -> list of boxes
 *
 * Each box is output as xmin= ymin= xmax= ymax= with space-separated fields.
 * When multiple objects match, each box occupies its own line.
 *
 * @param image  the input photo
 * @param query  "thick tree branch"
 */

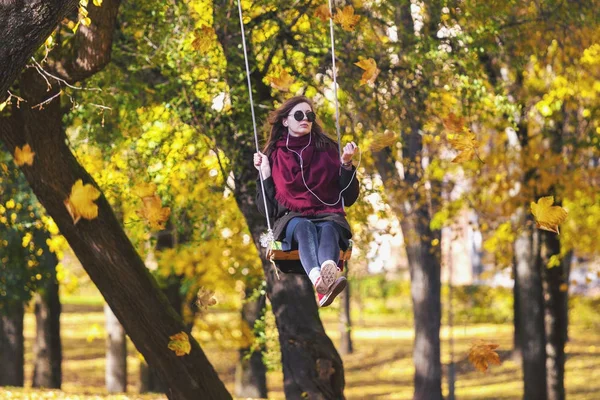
xmin=0 ymin=0 xmax=78 ymax=97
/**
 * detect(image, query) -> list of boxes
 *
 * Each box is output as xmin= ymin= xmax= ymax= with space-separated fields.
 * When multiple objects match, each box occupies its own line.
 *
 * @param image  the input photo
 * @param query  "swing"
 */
xmin=237 ymin=0 xmax=354 ymax=273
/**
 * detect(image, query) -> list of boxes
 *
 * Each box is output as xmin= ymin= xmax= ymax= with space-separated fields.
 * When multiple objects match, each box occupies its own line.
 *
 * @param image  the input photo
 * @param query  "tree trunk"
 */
xmin=514 ymin=213 xmax=547 ymax=400
xmin=235 ymin=288 xmax=268 ymax=398
xmin=105 ymin=303 xmax=127 ymax=393
xmin=0 ymin=303 xmax=25 ymax=386
xmin=0 ymin=69 xmax=231 ymax=400
xmin=32 ymin=269 xmax=62 ymax=388
xmin=339 ymin=268 xmax=353 ymax=356
xmin=540 ymin=232 xmax=566 ymax=400
xmin=512 ymin=260 xmax=522 ymax=360
xmin=0 ymin=0 xmax=79 ymax=95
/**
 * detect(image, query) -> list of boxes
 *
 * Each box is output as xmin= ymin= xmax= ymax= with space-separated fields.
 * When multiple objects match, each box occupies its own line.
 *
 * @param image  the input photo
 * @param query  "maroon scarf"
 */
xmin=270 ymin=133 xmax=345 ymax=216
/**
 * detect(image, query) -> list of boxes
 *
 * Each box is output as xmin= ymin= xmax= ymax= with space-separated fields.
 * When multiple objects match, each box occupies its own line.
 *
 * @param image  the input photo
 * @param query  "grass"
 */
xmin=2 ymin=295 xmax=600 ymax=399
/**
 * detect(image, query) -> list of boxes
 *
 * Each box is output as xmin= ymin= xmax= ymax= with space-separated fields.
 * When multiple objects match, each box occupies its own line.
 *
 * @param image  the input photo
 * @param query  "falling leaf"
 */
xmin=370 ymin=130 xmax=396 ymax=151
xmin=448 ymin=129 xmax=480 ymax=163
xmin=268 ymin=69 xmax=294 ymax=92
xmin=64 ymin=179 xmax=101 ymax=224
xmin=442 ymin=113 xmax=465 ymax=133
xmin=559 ymin=283 xmax=568 ymax=292
xmin=168 ymin=331 xmax=191 ymax=356
xmin=468 ymin=340 xmax=501 ymax=372
xmin=192 ymin=26 xmax=215 ymax=53
xmin=530 ymin=196 xmax=568 ymax=234
xmin=134 ymin=182 xmax=158 ymax=198
xmin=196 ymin=287 xmax=217 ymax=311
xmin=136 ymin=195 xmax=171 ymax=230
xmin=14 ymin=144 xmax=36 ymax=167
xmin=354 ymin=58 xmax=380 ymax=86
xmin=333 ymin=5 xmax=361 ymax=32
xmin=314 ymin=4 xmax=332 ymax=22
xmin=93 ymin=0 xmax=102 ymax=6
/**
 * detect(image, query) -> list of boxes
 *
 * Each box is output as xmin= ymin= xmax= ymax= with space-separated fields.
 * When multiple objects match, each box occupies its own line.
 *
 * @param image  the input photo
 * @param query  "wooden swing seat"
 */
xmin=267 ymin=240 xmax=353 ymax=274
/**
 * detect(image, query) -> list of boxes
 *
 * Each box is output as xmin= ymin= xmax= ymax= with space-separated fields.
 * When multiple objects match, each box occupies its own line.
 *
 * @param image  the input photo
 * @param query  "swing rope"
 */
xmin=236 ymin=0 xmax=274 ymax=247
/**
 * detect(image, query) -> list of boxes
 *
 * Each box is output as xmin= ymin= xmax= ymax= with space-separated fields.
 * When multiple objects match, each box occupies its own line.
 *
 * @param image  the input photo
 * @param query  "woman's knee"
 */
xmin=294 ymin=219 xmax=317 ymax=237
xmin=320 ymin=222 xmax=340 ymax=238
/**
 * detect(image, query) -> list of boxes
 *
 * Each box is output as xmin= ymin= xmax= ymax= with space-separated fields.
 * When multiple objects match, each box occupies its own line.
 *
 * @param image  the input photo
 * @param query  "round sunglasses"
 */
xmin=289 ymin=110 xmax=316 ymax=122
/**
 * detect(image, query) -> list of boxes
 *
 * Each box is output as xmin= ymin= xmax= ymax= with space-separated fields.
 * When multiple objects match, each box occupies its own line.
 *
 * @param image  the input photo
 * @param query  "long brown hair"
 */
xmin=262 ymin=96 xmax=337 ymax=156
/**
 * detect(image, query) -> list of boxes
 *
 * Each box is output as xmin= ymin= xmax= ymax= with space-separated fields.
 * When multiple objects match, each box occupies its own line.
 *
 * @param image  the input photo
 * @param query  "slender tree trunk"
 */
xmin=32 ymin=269 xmax=62 ymax=388
xmin=0 ymin=303 xmax=25 ymax=386
xmin=235 ymin=288 xmax=267 ymax=398
xmin=540 ymin=232 xmax=566 ymax=400
xmin=105 ymin=303 xmax=127 ymax=393
xmin=514 ymin=213 xmax=547 ymax=400
xmin=512 ymin=260 xmax=522 ymax=360
xmin=339 ymin=269 xmax=353 ymax=355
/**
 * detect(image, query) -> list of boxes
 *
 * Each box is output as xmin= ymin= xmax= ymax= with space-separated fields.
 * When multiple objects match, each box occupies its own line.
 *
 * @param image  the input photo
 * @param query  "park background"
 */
xmin=1 ymin=0 xmax=599 ymax=399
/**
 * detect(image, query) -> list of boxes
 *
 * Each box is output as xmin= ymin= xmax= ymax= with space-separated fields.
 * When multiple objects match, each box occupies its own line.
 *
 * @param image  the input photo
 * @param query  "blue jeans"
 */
xmin=290 ymin=219 xmax=341 ymax=276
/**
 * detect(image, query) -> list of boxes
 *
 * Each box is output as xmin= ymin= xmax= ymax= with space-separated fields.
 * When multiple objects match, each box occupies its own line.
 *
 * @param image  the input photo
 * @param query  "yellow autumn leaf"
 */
xmin=168 ymin=331 xmax=191 ymax=356
xmin=314 ymin=4 xmax=332 ymax=22
xmin=64 ymin=179 xmax=101 ymax=224
xmin=93 ymin=0 xmax=102 ymax=6
xmin=468 ymin=340 xmax=501 ymax=372
xmin=0 ymin=100 xmax=8 ymax=112
xmin=196 ymin=287 xmax=217 ymax=312
xmin=333 ymin=5 xmax=360 ymax=32
xmin=442 ymin=113 xmax=465 ymax=133
xmin=137 ymin=195 xmax=171 ymax=230
xmin=192 ymin=26 xmax=215 ymax=53
xmin=268 ymin=69 xmax=294 ymax=92
xmin=81 ymin=17 xmax=91 ymax=27
xmin=530 ymin=196 xmax=568 ymax=234
xmin=354 ymin=58 xmax=380 ymax=86
xmin=370 ymin=130 xmax=396 ymax=151
xmin=45 ymin=35 xmax=54 ymax=47
xmin=559 ymin=283 xmax=568 ymax=292
xmin=14 ymin=144 xmax=36 ymax=167
xmin=448 ymin=129 xmax=480 ymax=163
xmin=134 ymin=182 xmax=157 ymax=198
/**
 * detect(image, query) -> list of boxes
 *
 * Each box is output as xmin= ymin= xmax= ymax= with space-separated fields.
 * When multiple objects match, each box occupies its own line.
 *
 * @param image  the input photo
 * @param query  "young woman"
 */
xmin=254 ymin=95 xmax=359 ymax=307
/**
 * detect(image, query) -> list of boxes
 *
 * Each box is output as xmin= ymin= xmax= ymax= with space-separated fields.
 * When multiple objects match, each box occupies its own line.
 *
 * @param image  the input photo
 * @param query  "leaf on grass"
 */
xmin=168 ymin=331 xmax=191 ymax=356
xmin=64 ymin=179 xmax=101 ymax=224
xmin=136 ymin=195 xmax=170 ymax=230
xmin=14 ymin=144 xmax=36 ymax=167
xmin=314 ymin=4 xmax=332 ymax=22
xmin=268 ymin=69 xmax=294 ymax=92
xmin=354 ymin=58 xmax=380 ymax=86
xmin=134 ymin=182 xmax=158 ymax=198
xmin=468 ymin=340 xmax=501 ymax=372
xmin=192 ymin=26 xmax=215 ymax=53
xmin=196 ymin=287 xmax=217 ymax=311
xmin=530 ymin=196 xmax=568 ymax=234
xmin=333 ymin=6 xmax=360 ymax=32
xmin=448 ymin=129 xmax=479 ymax=163
xmin=370 ymin=130 xmax=396 ymax=151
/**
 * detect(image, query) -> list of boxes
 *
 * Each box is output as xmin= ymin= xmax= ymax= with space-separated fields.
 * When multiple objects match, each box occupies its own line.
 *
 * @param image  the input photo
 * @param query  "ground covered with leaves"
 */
xmin=2 ymin=287 xmax=599 ymax=400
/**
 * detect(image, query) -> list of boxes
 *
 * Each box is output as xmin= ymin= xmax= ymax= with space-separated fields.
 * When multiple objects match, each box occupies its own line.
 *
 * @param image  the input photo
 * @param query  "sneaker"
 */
xmin=318 ymin=277 xmax=347 ymax=307
xmin=315 ymin=260 xmax=338 ymax=293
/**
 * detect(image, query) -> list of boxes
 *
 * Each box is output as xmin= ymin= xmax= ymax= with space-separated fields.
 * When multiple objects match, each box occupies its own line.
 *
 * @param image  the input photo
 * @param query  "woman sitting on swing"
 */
xmin=254 ymin=95 xmax=359 ymax=307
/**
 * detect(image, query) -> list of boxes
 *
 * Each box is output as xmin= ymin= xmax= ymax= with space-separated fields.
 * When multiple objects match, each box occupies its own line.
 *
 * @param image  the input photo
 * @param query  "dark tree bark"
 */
xmin=105 ymin=303 xmax=127 ymax=393
xmin=0 ymin=0 xmax=78 ymax=96
xmin=540 ymin=232 xmax=566 ymax=400
xmin=0 ymin=0 xmax=231 ymax=393
xmin=212 ymin=2 xmax=345 ymax=398
xmin=339 ymin=269 xmax=353 ymax=356
xmin=514 ymin=213 xmax=547 ymax=400
xmin=31 ymin=254 xmax=62 ymax=388
xmin=235 ymin=288 xmax=267 ymax=398
xmin=0 ymin=303 xmax=25 ymax=386
xmin=512 ymin=261 xmax=522 ymax=360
